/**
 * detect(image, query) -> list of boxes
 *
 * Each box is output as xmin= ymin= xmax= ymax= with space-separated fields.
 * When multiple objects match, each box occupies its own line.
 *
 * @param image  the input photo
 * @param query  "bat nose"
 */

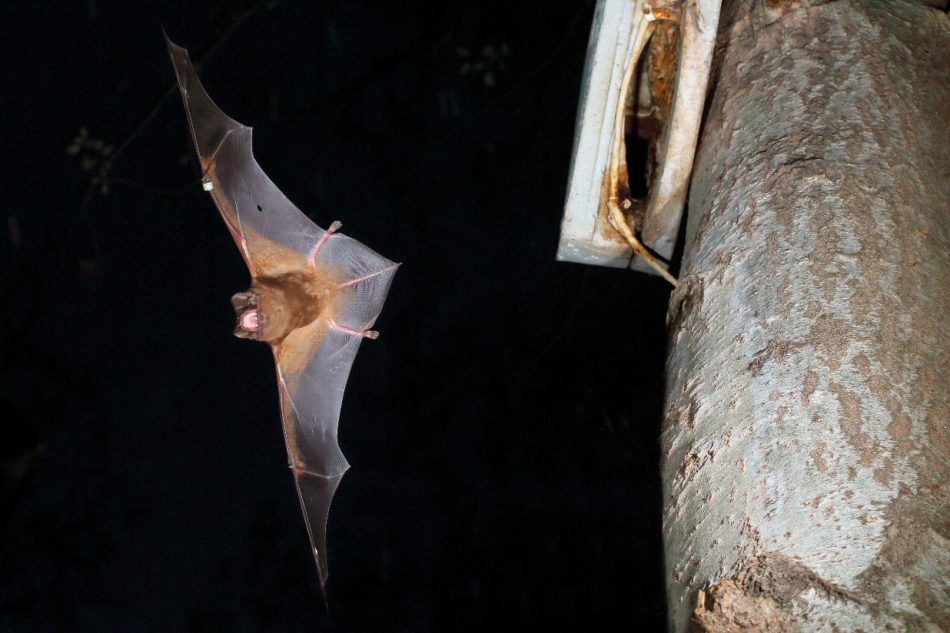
xmin=231 ymin=290 xmax=259 ymax=311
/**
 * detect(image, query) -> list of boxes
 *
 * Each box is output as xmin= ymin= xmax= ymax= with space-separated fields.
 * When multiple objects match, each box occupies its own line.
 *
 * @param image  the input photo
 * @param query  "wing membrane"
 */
xmin=165 ymin=35 xmax=329 ymax=275
xmin=277 ymin=327 xmax=362 ymax=478
xmin=318 ymin=235 xmax=400 ymax=329
xmin=276 ymin=326 xmax=363 ymax=589
xmin=293 ymin=470 xmax=345 ymax=589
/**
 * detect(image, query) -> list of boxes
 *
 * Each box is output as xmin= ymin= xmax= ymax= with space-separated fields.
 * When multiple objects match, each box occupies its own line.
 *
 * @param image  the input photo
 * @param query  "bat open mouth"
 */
xmin=240 ymin=309 xmax=260 ymax=331
xmin=231 ymin=291 xmax=262 ymax=340
xmin=233 ymin=307 xmax=262 ymax=340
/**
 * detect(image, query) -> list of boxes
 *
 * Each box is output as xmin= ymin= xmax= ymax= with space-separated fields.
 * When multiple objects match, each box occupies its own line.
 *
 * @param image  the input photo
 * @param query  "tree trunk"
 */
xmin=661 ymin=1 xmax=949 ymax=631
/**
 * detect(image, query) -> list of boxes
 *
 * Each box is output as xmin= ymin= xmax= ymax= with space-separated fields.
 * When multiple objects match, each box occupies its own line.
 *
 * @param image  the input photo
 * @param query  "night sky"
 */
xmin=1 ymin=1 xmax=673 ymax=630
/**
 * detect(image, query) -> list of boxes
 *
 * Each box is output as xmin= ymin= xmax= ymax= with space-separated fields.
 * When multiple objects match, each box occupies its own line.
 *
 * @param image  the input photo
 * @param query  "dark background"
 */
xmin=0 ymin=1 xmax=672 ymax=631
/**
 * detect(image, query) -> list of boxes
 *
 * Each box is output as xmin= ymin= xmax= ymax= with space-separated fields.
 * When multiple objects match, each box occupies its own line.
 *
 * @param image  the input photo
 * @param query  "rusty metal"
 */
xmin=558 ymin=0 xmax=721 ymax=280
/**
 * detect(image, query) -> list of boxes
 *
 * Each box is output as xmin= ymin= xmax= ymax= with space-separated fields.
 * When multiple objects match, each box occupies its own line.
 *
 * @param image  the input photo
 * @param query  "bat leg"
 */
xmin=308 ymin=220 xmax=343 ymax=268
xmin=328 ymin=319 xmax=379 ymax=340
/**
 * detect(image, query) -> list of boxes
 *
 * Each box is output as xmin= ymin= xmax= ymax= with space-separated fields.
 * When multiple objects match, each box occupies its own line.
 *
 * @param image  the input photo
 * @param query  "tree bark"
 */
xmin=661 ymin=1 xmax=949 ymax=631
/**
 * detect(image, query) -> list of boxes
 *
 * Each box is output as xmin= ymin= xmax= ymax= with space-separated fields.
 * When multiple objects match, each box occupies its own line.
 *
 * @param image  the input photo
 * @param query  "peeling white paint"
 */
xmin=558 ymin=0 xmax=720 ymax=272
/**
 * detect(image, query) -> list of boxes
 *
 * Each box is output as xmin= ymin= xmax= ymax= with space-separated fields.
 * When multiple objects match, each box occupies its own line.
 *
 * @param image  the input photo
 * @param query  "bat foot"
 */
xmin=327 ymin=220 xmax=342 ymax=234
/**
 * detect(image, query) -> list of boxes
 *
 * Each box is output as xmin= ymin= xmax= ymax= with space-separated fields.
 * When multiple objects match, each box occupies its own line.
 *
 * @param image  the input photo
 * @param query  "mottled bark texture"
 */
xmin=661 ymin=1 xmax=949 ymax=631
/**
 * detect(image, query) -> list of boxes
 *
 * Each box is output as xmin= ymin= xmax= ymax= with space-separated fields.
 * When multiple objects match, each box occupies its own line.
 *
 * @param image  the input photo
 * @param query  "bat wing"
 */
xmin=166 ymin=34 xmax=399 ymax=594
xmin=275 ymin=246 xmax=398 ymax=590
xmin=165 ymin=34 xmax=325 ymax=278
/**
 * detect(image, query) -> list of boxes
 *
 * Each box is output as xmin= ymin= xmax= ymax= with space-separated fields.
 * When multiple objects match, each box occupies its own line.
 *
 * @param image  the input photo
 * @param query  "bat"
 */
xmin=165 ymin=35 xmax=398 ymax=597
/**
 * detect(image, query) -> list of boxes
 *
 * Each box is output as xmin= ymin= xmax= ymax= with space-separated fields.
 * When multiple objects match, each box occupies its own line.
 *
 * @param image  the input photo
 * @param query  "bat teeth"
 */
xmin=240 ymin=309 xmax=260 ymax=331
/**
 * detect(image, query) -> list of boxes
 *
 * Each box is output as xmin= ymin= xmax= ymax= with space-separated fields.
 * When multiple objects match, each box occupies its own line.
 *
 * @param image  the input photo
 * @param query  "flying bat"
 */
xmin=165 ymin=35 xmax=398 ymax=596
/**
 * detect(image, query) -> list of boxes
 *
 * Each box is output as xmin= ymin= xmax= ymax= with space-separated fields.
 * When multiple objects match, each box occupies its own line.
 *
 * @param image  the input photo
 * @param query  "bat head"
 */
xmin=231 ymin=291 xmax=262 ymax=341
xmin=231 ymin=282 xmax=313 ymax=344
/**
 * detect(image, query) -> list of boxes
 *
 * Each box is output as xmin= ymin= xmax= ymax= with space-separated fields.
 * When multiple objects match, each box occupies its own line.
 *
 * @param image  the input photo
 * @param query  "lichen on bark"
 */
xmin=661 ymin=1 xmax=950 ymax=631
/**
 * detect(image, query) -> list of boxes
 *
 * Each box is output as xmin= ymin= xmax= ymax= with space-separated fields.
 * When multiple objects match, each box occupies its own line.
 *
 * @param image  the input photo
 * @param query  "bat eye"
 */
xmin=256 ymin=204 xmax=263 ymax=212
